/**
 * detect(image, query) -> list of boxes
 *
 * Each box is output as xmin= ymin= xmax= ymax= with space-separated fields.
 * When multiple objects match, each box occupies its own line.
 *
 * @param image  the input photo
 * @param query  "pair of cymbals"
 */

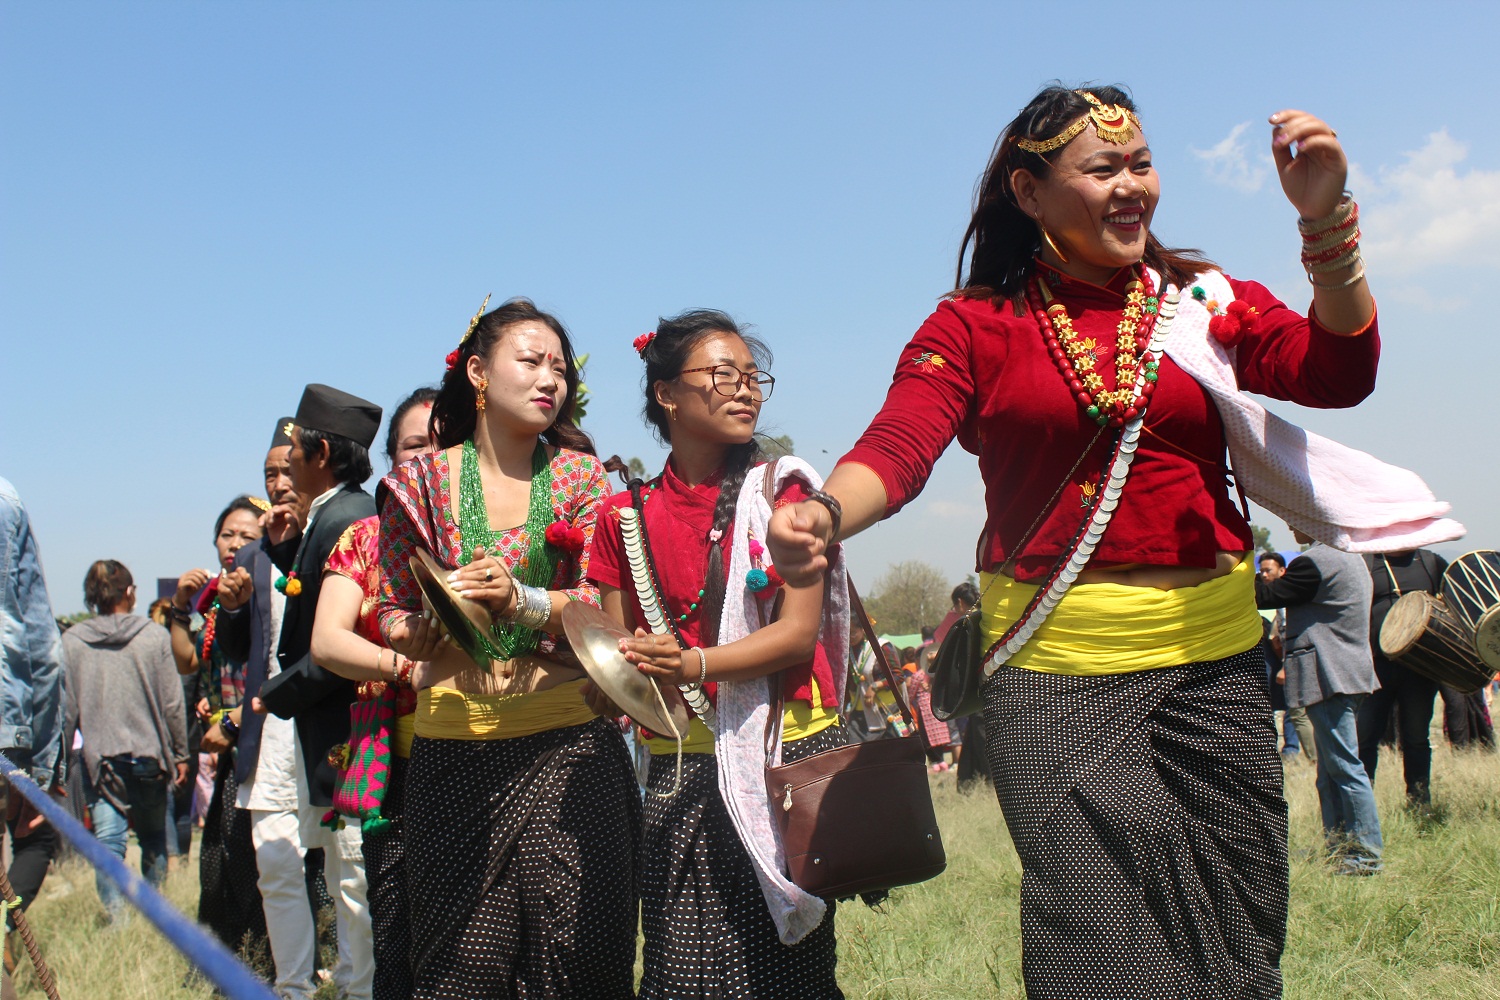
xmin=409 ymin=549 xmax=689 ymax=737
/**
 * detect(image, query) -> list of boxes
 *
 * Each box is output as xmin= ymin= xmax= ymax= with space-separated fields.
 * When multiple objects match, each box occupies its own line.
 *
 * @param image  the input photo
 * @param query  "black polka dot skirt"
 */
xmin=196 ymin=750 xmax=267 ymax=957
xmin=364 ymin=754 xmax=411 ymax=1000
xmin=405 ymin=718 xmax=641 ymax=999
xmin=638 ymin=725 xmax=849 ymax=1000
xmin=983 ymin=646 xmax=1288 ymax=999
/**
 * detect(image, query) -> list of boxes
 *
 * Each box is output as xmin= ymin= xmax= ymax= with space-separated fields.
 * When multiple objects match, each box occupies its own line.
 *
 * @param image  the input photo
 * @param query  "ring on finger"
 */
xmin=485 ymin=568 xmax=493 ymax=583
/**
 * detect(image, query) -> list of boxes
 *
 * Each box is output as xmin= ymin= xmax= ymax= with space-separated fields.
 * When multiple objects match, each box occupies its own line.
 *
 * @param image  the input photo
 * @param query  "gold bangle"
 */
xmin=1306 ymin=248 xmax=1363 ymax=275
xmin=1308 ymin=264 xmax=1367 ymax=289
xmin=1297 ymin=192 xmax=1355 ymax=235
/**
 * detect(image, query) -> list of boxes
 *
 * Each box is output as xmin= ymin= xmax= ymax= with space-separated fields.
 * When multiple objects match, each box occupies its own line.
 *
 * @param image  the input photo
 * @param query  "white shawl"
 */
xmin=713 ymin=457 xmax=850 ymax=945
xmin=1161 ymin=270 xmax=1464 ymax=551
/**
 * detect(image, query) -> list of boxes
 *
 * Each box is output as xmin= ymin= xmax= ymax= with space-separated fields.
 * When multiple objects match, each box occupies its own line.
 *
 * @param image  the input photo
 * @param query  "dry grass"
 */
xmin=14 ymin=741 xmax=1500 ymax=999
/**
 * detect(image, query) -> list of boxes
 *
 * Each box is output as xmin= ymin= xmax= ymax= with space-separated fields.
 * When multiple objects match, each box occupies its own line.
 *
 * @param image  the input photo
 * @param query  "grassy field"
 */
xmin=13 ymin=741 xmax=1500 ymax=999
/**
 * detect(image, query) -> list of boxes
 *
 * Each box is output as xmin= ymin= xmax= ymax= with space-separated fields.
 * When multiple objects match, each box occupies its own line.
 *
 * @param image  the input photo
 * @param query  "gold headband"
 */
xmin=1016 ymin=92 xmax=1143 ymax=154
xmin=458 ymin=293 xmax=492 ymax=348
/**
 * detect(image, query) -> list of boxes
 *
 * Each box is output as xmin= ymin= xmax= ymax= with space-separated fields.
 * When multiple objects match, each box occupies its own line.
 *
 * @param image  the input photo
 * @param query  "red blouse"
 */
xmin=587 ymin=458 xmax=838 ymax=708
xmin=841 ymin=266 xmax=1380 ymax=582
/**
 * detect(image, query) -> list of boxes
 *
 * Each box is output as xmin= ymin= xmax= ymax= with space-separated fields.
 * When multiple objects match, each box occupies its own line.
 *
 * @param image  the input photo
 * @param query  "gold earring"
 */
xmin=476 ymin=375 xmax=488 ymax=414
xmin=666 ymin=404 xmax=677 ymax=421
xmin=1040 ymin=226 xmax=1070 ymax=264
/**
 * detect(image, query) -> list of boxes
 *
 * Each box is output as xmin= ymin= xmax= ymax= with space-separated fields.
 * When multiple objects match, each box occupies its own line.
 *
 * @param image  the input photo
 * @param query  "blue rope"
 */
xmin=0 ymin=752 xmax=276 ymax=1000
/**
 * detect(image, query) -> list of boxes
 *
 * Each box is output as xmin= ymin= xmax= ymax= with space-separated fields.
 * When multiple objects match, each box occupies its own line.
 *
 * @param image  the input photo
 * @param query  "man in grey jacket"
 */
xmin=1257 ymin=530 xmax=1383 ymax=874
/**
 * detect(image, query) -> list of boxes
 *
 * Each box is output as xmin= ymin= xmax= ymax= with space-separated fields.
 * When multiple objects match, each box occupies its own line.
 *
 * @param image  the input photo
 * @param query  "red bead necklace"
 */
xmin=1027 ymin=269 xmax=1162 ymax=427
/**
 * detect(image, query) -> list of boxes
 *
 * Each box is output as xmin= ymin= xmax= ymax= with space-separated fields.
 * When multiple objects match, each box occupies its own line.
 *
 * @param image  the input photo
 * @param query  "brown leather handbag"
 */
xmin=762 ymin=584 xmax=946 ymax=899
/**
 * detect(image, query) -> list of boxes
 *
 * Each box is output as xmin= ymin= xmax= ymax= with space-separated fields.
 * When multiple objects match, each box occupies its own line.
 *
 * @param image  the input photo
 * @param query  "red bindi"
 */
xmin=1123 ymin=152 xmax=1131 ymax=164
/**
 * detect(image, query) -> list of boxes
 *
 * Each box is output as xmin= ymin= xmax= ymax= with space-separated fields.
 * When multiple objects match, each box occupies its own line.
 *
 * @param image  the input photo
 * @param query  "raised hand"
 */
xmin=216 ymin=567 xmax=253 ymax=611
xmin=173 ymin=568 xmax=212 ymax=611
xmin=1269 ymin=109 xmax=1347 ymax=221
xmin=265 ymin=498 xmax=303 ymax=546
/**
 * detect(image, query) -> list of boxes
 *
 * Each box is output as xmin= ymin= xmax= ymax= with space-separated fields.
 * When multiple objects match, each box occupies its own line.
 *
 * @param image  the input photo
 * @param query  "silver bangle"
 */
xmin=511 ymin=583 xmax=552 ymax=630
xmin=683 ymin=647 xmax=709 ymax=690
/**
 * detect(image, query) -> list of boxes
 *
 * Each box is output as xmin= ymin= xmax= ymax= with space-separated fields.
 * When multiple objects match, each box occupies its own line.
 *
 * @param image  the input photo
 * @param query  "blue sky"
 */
xmin=4 ymin=2 xmax=1497 ymax=614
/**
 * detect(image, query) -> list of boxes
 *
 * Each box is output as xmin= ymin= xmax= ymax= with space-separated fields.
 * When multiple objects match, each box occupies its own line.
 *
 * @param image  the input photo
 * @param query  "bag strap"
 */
xmin=763 ymin=579 xmax=914 ymax=763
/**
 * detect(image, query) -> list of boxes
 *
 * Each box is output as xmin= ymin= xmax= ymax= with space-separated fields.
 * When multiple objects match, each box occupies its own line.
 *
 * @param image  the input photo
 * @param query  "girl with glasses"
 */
xmin=587 ymin=309 xmax=851 ymax=998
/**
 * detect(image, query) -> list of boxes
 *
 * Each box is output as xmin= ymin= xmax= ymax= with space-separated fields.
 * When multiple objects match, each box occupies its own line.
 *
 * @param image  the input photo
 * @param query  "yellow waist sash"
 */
xmin=980 ymin=557 xmax=1262 ymax=676
xmin=645 ymin=675 xmax=839 ymax=755
xmin=393 ymin=711 xmax=416 ymax=759
xmin=414 ymin=679 xmax=597 ymax=741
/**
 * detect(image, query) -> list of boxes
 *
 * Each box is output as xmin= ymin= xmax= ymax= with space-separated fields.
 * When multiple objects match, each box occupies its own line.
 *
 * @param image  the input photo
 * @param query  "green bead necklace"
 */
xmin=457 ymin=439 xmax=558 ymax=660
xmin=678 ymin=588 xmax=706 ymax=624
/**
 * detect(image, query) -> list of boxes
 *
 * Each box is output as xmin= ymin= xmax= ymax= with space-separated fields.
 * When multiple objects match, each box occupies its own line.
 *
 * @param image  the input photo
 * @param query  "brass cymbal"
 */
xmin=410 ymin=548 xmax=494 ymax=670
xmin=562 ymin=602 xmax=689 ymax=738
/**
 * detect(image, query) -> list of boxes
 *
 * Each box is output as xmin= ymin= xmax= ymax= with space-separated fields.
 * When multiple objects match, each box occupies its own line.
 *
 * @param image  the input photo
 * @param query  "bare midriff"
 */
xmin=420 ymin=644 xmax=585 ymax=696
xmin=1000 ymin=550 xmax=1248 ymax=591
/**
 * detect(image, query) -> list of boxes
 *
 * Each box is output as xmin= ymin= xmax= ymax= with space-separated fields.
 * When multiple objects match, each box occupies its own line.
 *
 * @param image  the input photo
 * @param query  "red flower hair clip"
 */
xmin=632 ymin=331 xmax=656 ymax=357
xmin=544 ymin=520 xmax=587 ymax=553
xmin=445 ymin=347 xmax=462 ymax=371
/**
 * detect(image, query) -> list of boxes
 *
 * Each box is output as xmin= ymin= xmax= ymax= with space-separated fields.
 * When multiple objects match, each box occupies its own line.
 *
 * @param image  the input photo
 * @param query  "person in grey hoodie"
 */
xmin=63 ymin=559 xmax=188 ymax=922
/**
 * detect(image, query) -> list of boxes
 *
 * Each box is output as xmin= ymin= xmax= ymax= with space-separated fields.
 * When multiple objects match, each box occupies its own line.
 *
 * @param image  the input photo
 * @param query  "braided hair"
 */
xmin=641 ymin=309 xmax=771 ymax=647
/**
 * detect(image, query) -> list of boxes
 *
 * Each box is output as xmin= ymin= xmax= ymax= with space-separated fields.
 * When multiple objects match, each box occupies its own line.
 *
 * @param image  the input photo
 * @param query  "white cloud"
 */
xmin=1355 ymin=129 xmax=1500 ymax=273
xmin=1192 ymin=122 xmax=1270 ymax=194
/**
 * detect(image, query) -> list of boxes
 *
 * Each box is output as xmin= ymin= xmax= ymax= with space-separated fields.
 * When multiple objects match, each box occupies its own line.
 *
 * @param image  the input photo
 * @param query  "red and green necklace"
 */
xmin=1028 ymin=268 xmax=1161 ymax=427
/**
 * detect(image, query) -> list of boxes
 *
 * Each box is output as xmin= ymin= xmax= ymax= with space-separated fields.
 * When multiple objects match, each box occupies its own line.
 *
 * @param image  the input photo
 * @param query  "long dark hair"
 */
xmin=954 ymin=84 xmax=1216 ymax=307
xmin=431 ymin=298 xmax=595 ymax=455
xmin=640 ymin=308 xmax=771 ymax=647
xmin=84 ymin=559 xmax=133 ymax=615
xmin=385 ymin=386 xmax=440 ymax=465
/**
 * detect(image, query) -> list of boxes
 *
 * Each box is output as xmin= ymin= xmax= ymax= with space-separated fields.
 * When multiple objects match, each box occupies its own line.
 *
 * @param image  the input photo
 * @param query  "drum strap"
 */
xmin=1381 ymin=555 xmax=1402 ymax=597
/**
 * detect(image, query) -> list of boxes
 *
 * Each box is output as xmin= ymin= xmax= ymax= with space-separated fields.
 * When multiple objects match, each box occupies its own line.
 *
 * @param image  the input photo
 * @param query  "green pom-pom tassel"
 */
xmin=362 ymin=816 xmax=392 ymax=837
xmin=1191 ymin=286 xmax=1206 ymax=301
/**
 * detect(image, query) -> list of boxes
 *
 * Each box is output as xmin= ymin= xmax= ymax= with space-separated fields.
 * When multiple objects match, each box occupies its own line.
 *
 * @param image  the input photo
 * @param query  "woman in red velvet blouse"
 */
xmin=588 ymin=309 xmax=848 ymax=998
xmin=768 ymin=85 xmax=1376 ymax=999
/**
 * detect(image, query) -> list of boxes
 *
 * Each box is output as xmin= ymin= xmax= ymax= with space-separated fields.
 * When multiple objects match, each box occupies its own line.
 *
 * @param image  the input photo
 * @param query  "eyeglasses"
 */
xmin=678 ymin=364 xmax=776 ymax=400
